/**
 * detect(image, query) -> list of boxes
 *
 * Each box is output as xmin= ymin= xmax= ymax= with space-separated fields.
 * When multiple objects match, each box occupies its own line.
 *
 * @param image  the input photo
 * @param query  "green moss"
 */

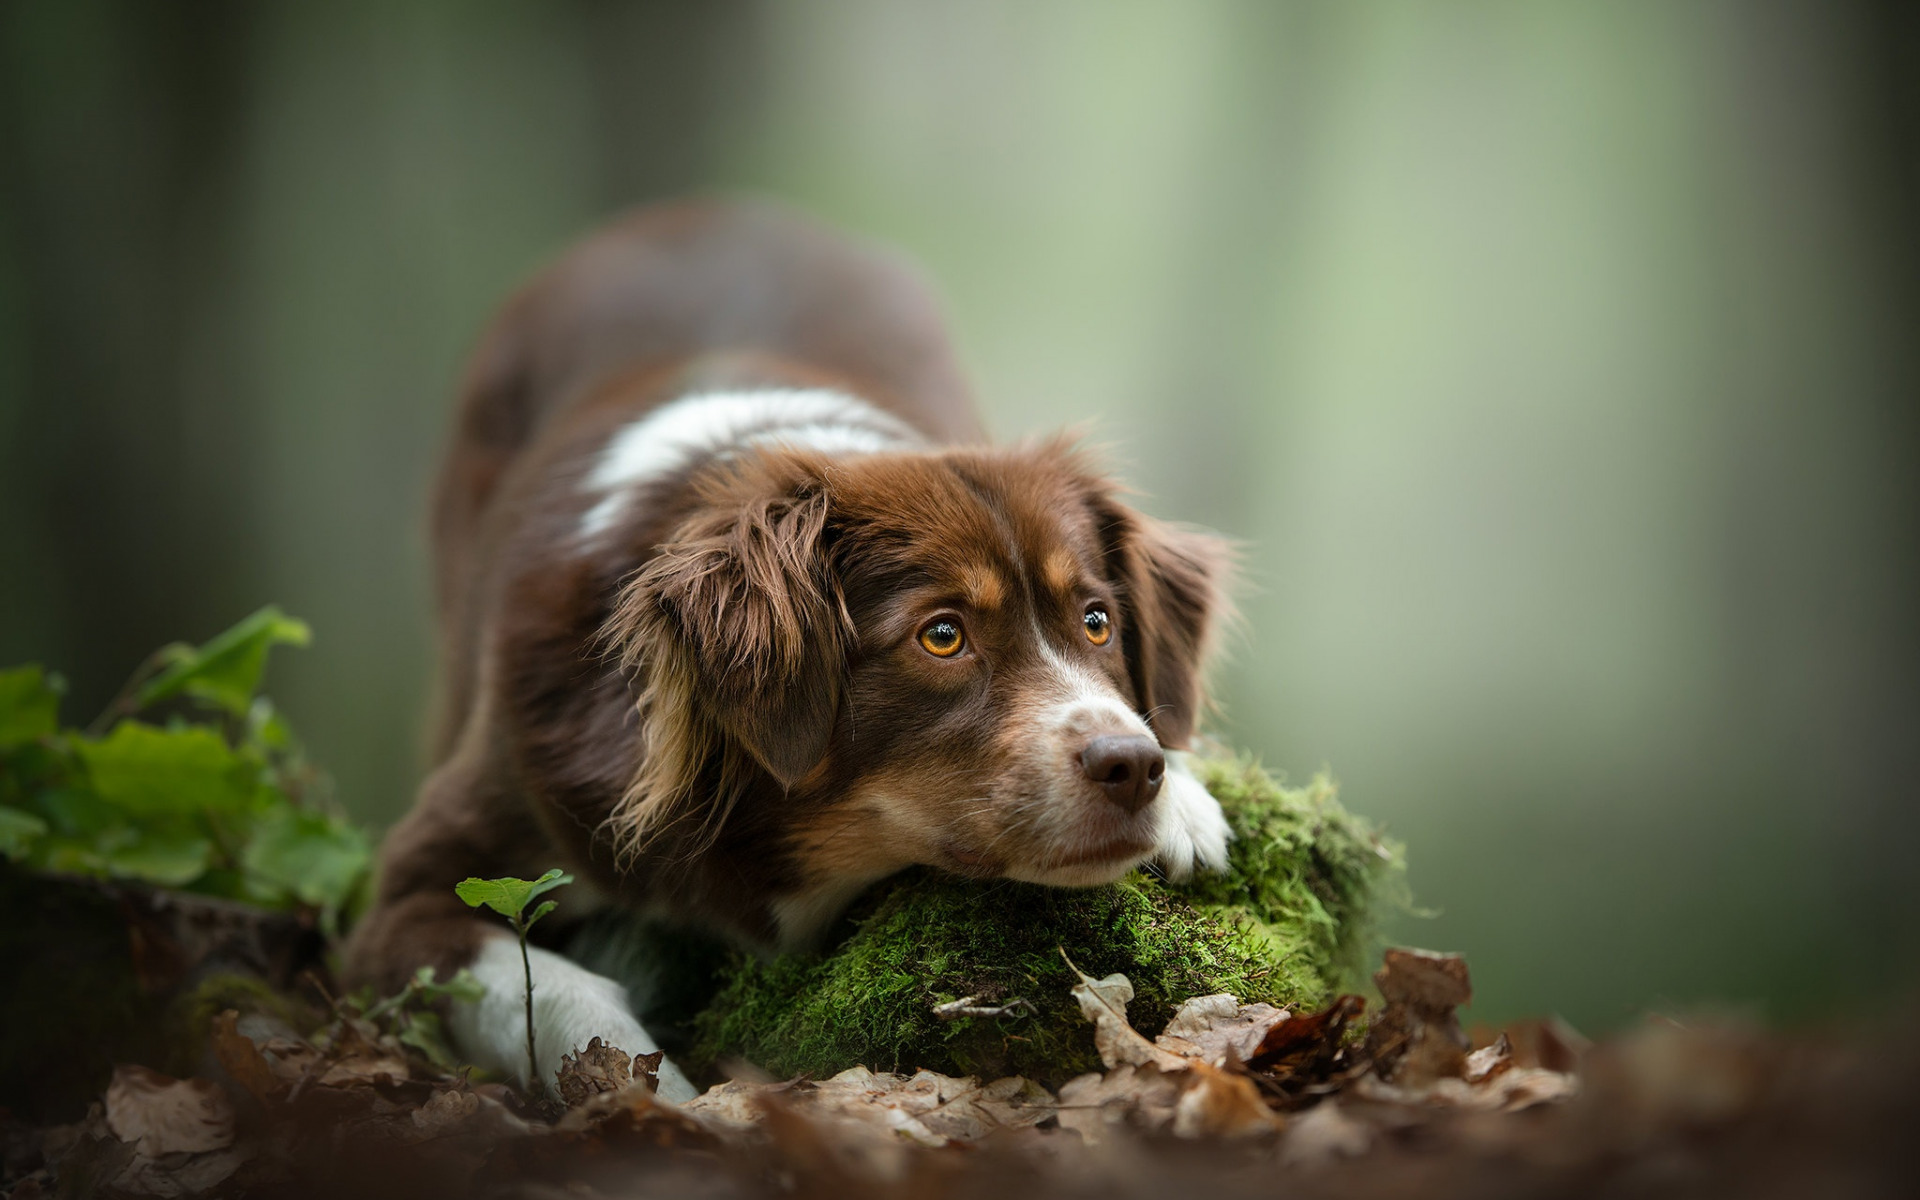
xmin=689 ymin=759 xmax=1403 ymax=1085
xmin=165 ymin=971 xmax=321 ymax=1069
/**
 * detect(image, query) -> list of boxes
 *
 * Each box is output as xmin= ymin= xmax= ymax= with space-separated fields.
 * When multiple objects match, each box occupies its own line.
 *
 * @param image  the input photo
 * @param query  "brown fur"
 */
xmin=345 ymin=199 xmax=1229 ymax=1000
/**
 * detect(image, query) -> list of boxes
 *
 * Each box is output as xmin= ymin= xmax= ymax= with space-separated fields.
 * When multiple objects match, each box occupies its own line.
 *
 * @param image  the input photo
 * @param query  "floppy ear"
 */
xmin=605 ymin=467 xmax=846 ymax=853
xmin=1095 ymin=497 xmax=1234 ymax=749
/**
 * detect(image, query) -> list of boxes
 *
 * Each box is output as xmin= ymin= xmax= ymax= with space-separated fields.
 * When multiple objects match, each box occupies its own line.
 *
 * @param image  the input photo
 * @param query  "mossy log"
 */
xmin=682 ymin=759 xmax=1403 ymax=1085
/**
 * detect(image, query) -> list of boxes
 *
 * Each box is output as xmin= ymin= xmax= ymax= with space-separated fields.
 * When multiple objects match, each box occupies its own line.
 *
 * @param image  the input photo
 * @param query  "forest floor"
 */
xmin=4 ymin=908 xmax=1915 ymax=1200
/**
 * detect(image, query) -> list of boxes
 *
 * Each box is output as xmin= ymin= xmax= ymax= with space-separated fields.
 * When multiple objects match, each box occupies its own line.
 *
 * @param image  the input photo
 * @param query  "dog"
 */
xmin=344 ymin=199 xmax=1234 ymax=1102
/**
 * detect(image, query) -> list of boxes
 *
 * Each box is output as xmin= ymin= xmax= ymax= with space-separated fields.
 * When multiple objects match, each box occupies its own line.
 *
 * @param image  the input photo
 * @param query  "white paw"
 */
xmin=1151 ymin=752 xmax=1233 ymax=881
xmin=450 ymin=938 xmax=700 ymax=1103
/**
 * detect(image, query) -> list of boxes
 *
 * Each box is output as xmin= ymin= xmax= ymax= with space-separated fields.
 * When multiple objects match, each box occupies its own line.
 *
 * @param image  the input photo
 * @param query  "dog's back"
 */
xmin=428 ymin=200 xmax=982 ymax=758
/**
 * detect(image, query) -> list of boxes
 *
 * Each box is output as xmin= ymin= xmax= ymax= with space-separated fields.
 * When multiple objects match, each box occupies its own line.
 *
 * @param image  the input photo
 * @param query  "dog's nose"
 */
xmin=1079 ymin=735 xmax=1166 ymax=813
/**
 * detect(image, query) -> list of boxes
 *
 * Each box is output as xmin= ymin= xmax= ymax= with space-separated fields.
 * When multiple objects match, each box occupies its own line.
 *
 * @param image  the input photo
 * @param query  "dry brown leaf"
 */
xmin=318 ymin=1053 xmax=411 ymax=1088
xmin=1503 ymin=1015 xmax=1592 ymax=1073
xmin=1485 ymin=1066 xmax=1578 ymax=1111
xmin=690 ymin=1067 xmax=1056 ymax=1148
xmin=1246 ymin=993 xmax=1367 ymax=1094
xmin=632 ymin=1048 xmax=665 ymax=1094
xmin=110 ymin=1147 xmax=246 ymax=1198
xmin=1465 ymin=1032 xmax=1514 ymax=1084
xmin=1376 ymin=946 xmax=1473 ymax=1010
xmin=555 ymin=1036 xmax=632 ymax=1108
xmin=682 ymin=1079 xmax=769 ymax=1128
xmin=1062 ymin=956 xmax=1188 ymax=1072
xmin=1355 ymin=1064 xmax=1577 ymax=1112
xmin=1368 ymin=947 xmax=1473 ymax=1085
xmin=103 ymin=1066 xmax=235 ymax=1157
xmin=1170 ymin=1064 xmax=1282 ymax=1139
xmin=409 ymin=1086 xmax=484 ymax=1137
xmin=258 ymin=1036 xmax=322 ymax=1088
xmin=1056 ymin=1064 xmax=1183 ymax=1141
xmin=210 ymin=1009 xmax=282 ymax=1105
xmin=947 ymin=1073 xmax=1055 ymax=1137
xmin=1156 ymin=995 xmax=1290 ymax=1067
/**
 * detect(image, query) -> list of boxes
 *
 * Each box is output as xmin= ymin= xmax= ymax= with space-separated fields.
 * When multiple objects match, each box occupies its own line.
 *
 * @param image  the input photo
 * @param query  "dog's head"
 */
xmin=607 ymin=439 xmax=1232 ymax=942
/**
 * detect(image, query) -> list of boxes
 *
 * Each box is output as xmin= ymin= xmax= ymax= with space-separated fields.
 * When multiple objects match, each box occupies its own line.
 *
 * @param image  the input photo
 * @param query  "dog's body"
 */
xmin=344 ymin=200 xmax=1233 ymax=1101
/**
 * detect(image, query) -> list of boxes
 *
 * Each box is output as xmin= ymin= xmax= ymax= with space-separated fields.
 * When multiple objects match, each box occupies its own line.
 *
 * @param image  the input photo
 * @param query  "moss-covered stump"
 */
xmin=689 ymin=759 xmax=1403 ymax=1085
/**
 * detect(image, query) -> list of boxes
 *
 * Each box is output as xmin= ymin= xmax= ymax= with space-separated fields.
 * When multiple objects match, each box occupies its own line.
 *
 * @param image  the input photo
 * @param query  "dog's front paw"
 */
xmin=1151 ymin=752 xmax=1233 ymax=881
xmin=451 ymin=939 xmax=701 ymax=1103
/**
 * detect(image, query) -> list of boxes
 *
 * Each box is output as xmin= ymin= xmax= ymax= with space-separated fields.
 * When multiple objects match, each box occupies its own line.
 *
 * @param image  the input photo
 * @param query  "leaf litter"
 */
xmin=9 ymin=942 xmax=1920 ymax=1198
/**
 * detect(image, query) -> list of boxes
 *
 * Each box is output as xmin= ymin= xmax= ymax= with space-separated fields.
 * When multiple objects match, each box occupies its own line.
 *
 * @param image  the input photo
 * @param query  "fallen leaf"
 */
xmin=766 ymin=1067 xmax=1054 ymax=1146
xmin=1503 ymin=1016 xmax=1591 ymax=1073
xmin=556 ymin=1037 xmax=633 ymax=1107
xmin=1464 ymin=1032 xmax=1513 ymax=1084
xmin=1056 ymin=1064 xmax=1182 ymax=1141
xmin=632 ymin=1048 xmax=665 ymax=1094
xmin=1060 ymin=953 xmax=1187 ymax=1072
xmin=409 ymin=1086 xmax=483 ymax=1137
xmin=1355 ymin=1064 xmax=1577 ymax=1112
xmin=1155 ymin=995 xmax=1290 ymax=1067
xmin=210 ymin=1009 xmax=282 ymax=1105
xmin=1247 ymin=994 xmax=1366 ymax=1087
xmin=318 ymin=1053 xmax=411 ymax=1088
xmin=258 ymin=1037 xmax=323 ymax=1090
xmin=1375 ymin=946 xmax=1473 ymax=1009
xmin=103 ymin=1066 xmax=234 ymax=1157
xmin=1367 ymin=947 xmax=1473 ymax=1085
xmin=110 ymin=1147 xmax=246 ymax=1198
xmin=1170 ymin=1064 xmax=1282 ymax=1139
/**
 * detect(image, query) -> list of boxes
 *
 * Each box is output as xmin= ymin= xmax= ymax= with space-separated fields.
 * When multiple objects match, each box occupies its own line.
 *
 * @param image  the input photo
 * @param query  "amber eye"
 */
xmin=1084 ymin=606 xmax=1113 ymax=646
xmin=918 ymin=618 xmax=966 ymax=658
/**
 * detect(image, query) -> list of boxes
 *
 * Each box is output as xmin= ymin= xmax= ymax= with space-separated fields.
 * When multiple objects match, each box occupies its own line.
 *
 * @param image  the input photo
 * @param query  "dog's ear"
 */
xmin=606 ymin=464 xmax=846 ymax=853
xmin=1092 ymin=494 xmax=1234 ymax=750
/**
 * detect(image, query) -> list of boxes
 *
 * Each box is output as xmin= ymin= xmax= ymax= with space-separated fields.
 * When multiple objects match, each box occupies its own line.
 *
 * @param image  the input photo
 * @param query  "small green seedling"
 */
xmin=361 ymin=965 xmax=486 ymax=1070
xmin=455 ymin=868 xmax=572 ymax=1091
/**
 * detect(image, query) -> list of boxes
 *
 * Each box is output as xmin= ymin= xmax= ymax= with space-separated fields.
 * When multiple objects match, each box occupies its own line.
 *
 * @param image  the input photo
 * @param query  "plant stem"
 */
xmin=84 ymin=647 xmax=169 ymax=736
xmin=516 ymin=917 xmax=538 ymax=1094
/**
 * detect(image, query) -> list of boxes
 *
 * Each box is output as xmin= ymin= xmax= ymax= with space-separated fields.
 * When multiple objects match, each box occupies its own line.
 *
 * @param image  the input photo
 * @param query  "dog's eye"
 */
xmin=1084 ymin=606 xmax=1113 ymax=646
xmin=918 ymin=619 xmax=966 ymax=658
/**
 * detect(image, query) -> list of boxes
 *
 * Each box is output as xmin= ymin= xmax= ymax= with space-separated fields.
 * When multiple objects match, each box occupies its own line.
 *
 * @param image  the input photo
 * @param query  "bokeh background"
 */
xmin=4 ymin=0 xmax=1916 ymax=1036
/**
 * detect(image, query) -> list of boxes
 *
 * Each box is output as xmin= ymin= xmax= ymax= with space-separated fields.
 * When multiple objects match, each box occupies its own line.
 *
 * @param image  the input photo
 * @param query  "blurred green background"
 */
xmin=3 ymin=0 xmax=1916 ymax=1036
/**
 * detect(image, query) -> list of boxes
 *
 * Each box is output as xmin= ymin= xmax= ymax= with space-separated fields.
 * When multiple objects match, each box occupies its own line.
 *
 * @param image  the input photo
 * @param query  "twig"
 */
xmin=933 ymin=994 xmax=1036 ymax=1021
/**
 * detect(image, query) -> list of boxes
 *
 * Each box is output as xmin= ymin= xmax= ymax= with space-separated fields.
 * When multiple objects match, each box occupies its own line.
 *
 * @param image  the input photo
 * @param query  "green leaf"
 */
xmin=31 ymin=836 xmax=111 ymax=878
xmin=241 ymin=808 xmax=371 ymax=913
xmin=77 ymin=722 xmax=256 ymax=817
xmin=454 ymin=868 xmax=572 ymax=920
xmin=101 ymin=828 xmax=215 ymax=887
xmin=0 ymin=805 xmax=48 ymax=859
xmin=396 ymin=1011 xmax=462 ymax=1070
xmin=135 ymin=606 xmax=311 ymax=718
xmin=524 ymin=869 xmax=572 ymax=904
xmin=32 ymin=786 xmax=118 ymax=839
xmin=0 ymin=665 xmax=63 ymax=748
xmin=429 ymin=966 xmax=486 ymax=1005
xmin=524 ymin=899 xmax=558 ymax=930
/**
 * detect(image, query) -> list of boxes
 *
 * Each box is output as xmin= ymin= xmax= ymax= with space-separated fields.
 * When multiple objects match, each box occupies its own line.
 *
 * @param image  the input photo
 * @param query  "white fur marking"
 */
xmin=1034 ymin=637 xmax=1152 ymax=741
xmin=771 ymin=869 xmax=898 ymax=950
xmin=1152 ymin=751 xmax=1233 ymax=880
xmin=449 ymin=936 xmax=698 ymax=1102
xmin=576 ymin=388 xmax=918 ymax=540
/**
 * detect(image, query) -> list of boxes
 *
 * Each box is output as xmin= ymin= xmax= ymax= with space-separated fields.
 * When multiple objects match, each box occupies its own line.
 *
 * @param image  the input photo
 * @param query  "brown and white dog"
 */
xmin=343 ymin=199 xmax=1233 ymax=1101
